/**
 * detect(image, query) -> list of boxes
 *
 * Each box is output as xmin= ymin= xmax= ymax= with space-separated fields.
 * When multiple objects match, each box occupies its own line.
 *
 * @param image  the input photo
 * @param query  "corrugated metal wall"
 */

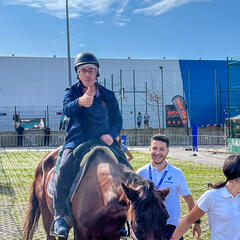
xmin=0 ymin=56 xmax=74 ymax=106
xmin=0 ymin=56 xmax=232 ymax=131
xmin=0 ymin=56 xmax=184 ymax=130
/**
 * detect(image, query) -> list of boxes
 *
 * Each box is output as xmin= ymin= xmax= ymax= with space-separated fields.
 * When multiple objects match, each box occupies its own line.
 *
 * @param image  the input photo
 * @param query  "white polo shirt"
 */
xmin=137 ymin=162 xmax=190 ymax=226
xmin=197 ymin=187 xmax=240 ymax=240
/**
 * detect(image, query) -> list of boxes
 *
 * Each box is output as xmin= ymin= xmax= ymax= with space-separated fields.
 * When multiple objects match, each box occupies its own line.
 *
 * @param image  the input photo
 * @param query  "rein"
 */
xmin=125 ymin=178 xmax=139 ymax=240
xmin=127 ymin=220 xmax=139 ymax=240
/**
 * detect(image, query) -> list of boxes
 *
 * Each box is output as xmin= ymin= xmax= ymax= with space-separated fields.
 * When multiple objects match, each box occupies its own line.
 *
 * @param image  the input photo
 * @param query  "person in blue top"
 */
xmin=16 ymin=123 xmax=24 ymax=146
xmin=116 ymin=135 xmax=133 ymax=162
xmin=53 ymin=52 xmax=132 ymax=237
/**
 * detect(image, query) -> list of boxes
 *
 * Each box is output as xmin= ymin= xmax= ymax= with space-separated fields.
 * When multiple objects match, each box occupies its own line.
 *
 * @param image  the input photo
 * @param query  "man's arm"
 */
xmin=63 ymin=88 xmax=81 ymax=117
xmin=183 ymin=195 xmax=201 ymax=239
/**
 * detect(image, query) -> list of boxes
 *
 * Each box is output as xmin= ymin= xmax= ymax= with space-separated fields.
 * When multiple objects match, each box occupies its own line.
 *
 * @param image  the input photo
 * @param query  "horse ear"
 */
xmin=121 ymin=183 xmax=139 ymax=202
xmin=156 ymin=187 xmax=169 ymax=201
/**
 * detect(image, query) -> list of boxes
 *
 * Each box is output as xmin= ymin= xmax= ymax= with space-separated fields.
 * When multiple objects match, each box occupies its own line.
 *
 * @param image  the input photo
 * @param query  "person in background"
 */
xmin=137 ymin=134 xmax=201 ymax=240
xmin=16 ymin=123 xmax=24 ymax=146
xmin=59 ymin=115 xmax=64 ymax=130
xmin=13 ymin=112 xmax=19 ymax=129
xmin=137 ymin=112 xmax=142 ymax=128
xmin=116 ymin=135 xmax=133 ymax=162
xmin=144 ymin=112 xmax=150 ymax=128
xmin=171 ymin=154 xmax=240 ymax=240
xmin=62 ymin=116 xmax=69 ymax=130
xmin=44 ymin=126 xmax=51 ymax=146
xmin=236 ymin=122 xmax=240 ymax=138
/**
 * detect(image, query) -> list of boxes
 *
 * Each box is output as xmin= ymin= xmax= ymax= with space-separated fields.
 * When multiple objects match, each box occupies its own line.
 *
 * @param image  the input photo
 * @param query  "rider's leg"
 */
xmin=53 ymin=148 xmax=75 ymax=237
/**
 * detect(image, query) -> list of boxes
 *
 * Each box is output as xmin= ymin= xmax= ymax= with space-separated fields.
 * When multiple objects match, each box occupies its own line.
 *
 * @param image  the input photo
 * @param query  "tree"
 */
xmin=147 ymin=86 xmax=163 ymax=133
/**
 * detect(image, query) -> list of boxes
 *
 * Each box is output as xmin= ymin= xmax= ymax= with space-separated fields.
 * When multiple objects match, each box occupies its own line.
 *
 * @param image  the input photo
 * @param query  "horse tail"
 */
xmin=22 ymin=178 xmax=41 ymax=240
xmin=22 ymin=148 xmax=59 ymax=239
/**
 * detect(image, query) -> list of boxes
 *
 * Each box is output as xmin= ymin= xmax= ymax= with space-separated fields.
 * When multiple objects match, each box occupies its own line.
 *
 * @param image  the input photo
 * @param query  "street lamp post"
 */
xmin=66 ymin=0 xmax=72 ymax=87
xmin=160 ymin=66 xmax=164 ymax=132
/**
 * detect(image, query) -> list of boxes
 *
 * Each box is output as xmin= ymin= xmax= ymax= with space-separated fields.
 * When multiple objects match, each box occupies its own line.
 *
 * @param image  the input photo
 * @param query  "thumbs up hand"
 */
xmin=78 ymin=87 xmax=96 ymax=107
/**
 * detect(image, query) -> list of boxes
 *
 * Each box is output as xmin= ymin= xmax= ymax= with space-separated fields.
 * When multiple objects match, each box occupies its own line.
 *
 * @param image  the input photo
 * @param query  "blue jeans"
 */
xmin=165 ymin=224 xmax=184 ymax=240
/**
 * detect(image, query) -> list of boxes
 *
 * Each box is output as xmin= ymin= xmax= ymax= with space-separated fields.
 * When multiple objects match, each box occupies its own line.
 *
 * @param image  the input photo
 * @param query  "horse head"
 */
xmin=121 ymin=181 xmax=169 ymax=240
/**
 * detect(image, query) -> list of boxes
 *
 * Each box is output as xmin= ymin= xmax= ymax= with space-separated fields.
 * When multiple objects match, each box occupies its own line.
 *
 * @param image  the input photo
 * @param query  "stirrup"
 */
xmin=50 ymin=216 xmax=71 ymax=238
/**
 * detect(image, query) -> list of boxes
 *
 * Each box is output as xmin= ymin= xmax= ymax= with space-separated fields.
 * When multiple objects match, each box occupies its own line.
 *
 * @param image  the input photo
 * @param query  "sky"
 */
xmin=0 ymin=0 xmax=239 ymax=60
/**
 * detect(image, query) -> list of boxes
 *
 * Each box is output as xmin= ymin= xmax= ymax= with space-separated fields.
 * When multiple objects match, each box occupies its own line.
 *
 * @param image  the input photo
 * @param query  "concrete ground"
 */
xmin=1 ymin=145 xmax=233 ymax=168
xmin=129 ymin=146 xmax=231 ymax=167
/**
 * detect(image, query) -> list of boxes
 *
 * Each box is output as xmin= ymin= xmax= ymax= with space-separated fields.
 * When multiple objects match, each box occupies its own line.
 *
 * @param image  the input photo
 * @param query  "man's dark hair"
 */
xmin=150 ymin=134 xmax=169 ymax=148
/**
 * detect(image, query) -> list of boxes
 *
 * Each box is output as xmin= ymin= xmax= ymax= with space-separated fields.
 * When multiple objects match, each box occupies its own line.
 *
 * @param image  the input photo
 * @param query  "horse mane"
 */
xmin=91 ymin=148 xmax=155 ymax=195
xmin=90 ymin=148 xmax=153 ymax=188
xmin=119 ymin=165 xmax=167 ymax=237
xmin=84 ymin=199 xmax=128 ymax=239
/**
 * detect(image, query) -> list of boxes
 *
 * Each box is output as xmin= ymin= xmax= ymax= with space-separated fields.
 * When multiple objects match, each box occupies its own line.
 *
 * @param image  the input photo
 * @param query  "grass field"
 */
xmin=0 ymin=150 xmax=223 ymax=239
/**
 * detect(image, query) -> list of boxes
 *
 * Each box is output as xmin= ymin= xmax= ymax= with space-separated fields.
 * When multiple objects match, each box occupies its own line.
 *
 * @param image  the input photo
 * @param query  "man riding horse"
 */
xmin=53 ymin=52 xmax=132 ymax=237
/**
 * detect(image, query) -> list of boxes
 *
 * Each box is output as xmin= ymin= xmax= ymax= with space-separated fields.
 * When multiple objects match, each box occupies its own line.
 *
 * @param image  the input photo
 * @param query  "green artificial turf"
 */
xmin=0 ymin=150 xmax=223 ymax=239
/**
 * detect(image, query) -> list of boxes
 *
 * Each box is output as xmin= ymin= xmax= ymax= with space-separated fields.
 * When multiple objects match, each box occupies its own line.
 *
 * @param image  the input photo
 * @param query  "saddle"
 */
xmin=47 ymin=139 xmax=122 ymax=201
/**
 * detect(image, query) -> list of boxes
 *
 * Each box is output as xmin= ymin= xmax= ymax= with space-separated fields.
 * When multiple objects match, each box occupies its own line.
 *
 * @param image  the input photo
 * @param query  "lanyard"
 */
xmin=148 ymin=164 xmax=167 ymax=189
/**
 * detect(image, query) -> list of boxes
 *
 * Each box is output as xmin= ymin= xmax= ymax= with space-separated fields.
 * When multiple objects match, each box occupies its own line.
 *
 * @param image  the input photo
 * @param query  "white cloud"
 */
xmin=79 ymin=43 xmax=86 ymax=48
xmin=95 ymin=20 xmax=105 ymax=24
xmin=134 ymin=0 xmax=211 ymax=16
xmin=113 ymin=14 xmax=130 ymax=27
xmin=117 ymin=0 xmax=130 ymax=14
xmin=2 ymin=0 xmax=119 ymax=19
xmin=2 ymin=0 xmax=211 ymax=24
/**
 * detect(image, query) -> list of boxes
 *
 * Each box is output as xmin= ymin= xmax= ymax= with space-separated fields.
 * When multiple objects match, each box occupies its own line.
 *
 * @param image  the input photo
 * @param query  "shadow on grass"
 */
xmin=0 ymin=184 xmax=15 ymax=196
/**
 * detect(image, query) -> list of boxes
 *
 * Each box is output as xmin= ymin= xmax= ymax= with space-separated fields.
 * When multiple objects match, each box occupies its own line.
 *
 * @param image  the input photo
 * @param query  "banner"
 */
xmin=165 ymin=105 xmax=183 ymax=127
xmin=21 ymin=118 xmax=45 ymax=130
xmin=172 ymin=95 xmax=189 ymax=136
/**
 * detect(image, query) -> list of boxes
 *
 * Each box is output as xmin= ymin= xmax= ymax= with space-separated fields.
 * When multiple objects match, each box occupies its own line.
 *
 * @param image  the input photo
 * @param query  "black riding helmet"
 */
xmin=74 ymin=52 xmax=99 ymax=72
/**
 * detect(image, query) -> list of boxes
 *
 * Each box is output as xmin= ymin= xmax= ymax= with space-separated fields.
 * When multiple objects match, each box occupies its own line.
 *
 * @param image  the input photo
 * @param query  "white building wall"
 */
xmin=0 ymin=56 xmax=183 ymax=130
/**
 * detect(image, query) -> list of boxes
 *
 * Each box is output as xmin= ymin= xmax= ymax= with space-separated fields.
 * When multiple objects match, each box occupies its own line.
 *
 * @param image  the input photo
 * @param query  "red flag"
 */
xmin=172 ymin=95 xmax=189 ymax=136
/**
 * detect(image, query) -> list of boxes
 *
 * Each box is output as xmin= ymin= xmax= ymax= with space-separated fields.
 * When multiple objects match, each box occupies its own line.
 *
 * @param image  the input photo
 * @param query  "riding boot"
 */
xmin=53 ymin=148 xmax=76 ymax=236
xmin=51 ymin=216 xmax=70 ymax=238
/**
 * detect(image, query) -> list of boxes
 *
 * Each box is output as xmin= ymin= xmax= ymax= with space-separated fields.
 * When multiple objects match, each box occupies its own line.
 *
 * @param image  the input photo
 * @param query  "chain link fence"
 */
xmin=0 ymin=134 xmax=227 ymax=152
xmin=0 ymin=134 xmax=65 ymax=148
xmin=0 ymin=148 xmax=224 ymax=240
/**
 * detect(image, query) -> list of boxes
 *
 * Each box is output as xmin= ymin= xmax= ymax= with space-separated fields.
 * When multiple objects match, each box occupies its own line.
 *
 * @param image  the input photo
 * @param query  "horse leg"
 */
xmin=41 ymin=205 xmax=68 ymax=240
xmin=39 ymin=201 xmax=55 ymax=240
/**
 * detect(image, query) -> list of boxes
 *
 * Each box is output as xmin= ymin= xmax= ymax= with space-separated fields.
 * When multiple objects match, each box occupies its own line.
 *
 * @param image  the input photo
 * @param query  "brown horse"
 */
xmin=23 ymin=146 xmax=169 ymax=240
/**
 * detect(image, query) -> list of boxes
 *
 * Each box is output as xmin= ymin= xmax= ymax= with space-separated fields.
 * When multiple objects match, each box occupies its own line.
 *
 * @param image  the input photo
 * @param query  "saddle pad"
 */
xmin=47 ymin=168 xmax=56 ymax=198
xmin=47 ymin=140 xmax=118 ymax=200
xmin=70 ymin=145 xmax=118 ymax=201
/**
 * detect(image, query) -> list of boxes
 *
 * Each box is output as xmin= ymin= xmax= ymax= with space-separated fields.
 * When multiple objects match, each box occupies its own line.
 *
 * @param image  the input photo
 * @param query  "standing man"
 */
xmin=44 ymin=125 xmax=51 ymax=146
xmin=62 ymin=116 xmax=69 ymax=130
xmin=13 ymin=112 xmax=19 ymax=129
xmin=16 ymin=123 xmax=24 ymax=146
xmin=52 ymin=52 xmax=132 ymax=238
xmin=144 ymin=112 xmax=150 ymax=128
xmin=137 ymin=134 xmax=201 ymax=240
xmin=137 ymin=112 xmax=142 ymax=128
xmin=59 ymin=115 xmax=64 ymax=130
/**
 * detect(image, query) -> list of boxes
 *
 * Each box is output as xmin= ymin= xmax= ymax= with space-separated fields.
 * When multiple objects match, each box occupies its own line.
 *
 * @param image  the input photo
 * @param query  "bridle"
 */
xmin=125 ymin=177 xmax=142 ymax=240
xmin=127 ymin=219 xmax=139 ymax=240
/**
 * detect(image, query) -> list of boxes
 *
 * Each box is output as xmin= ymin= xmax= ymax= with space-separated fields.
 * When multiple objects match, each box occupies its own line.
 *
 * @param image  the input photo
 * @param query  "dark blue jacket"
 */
xmin=63 ymin=81 xmax=122 ymax=149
